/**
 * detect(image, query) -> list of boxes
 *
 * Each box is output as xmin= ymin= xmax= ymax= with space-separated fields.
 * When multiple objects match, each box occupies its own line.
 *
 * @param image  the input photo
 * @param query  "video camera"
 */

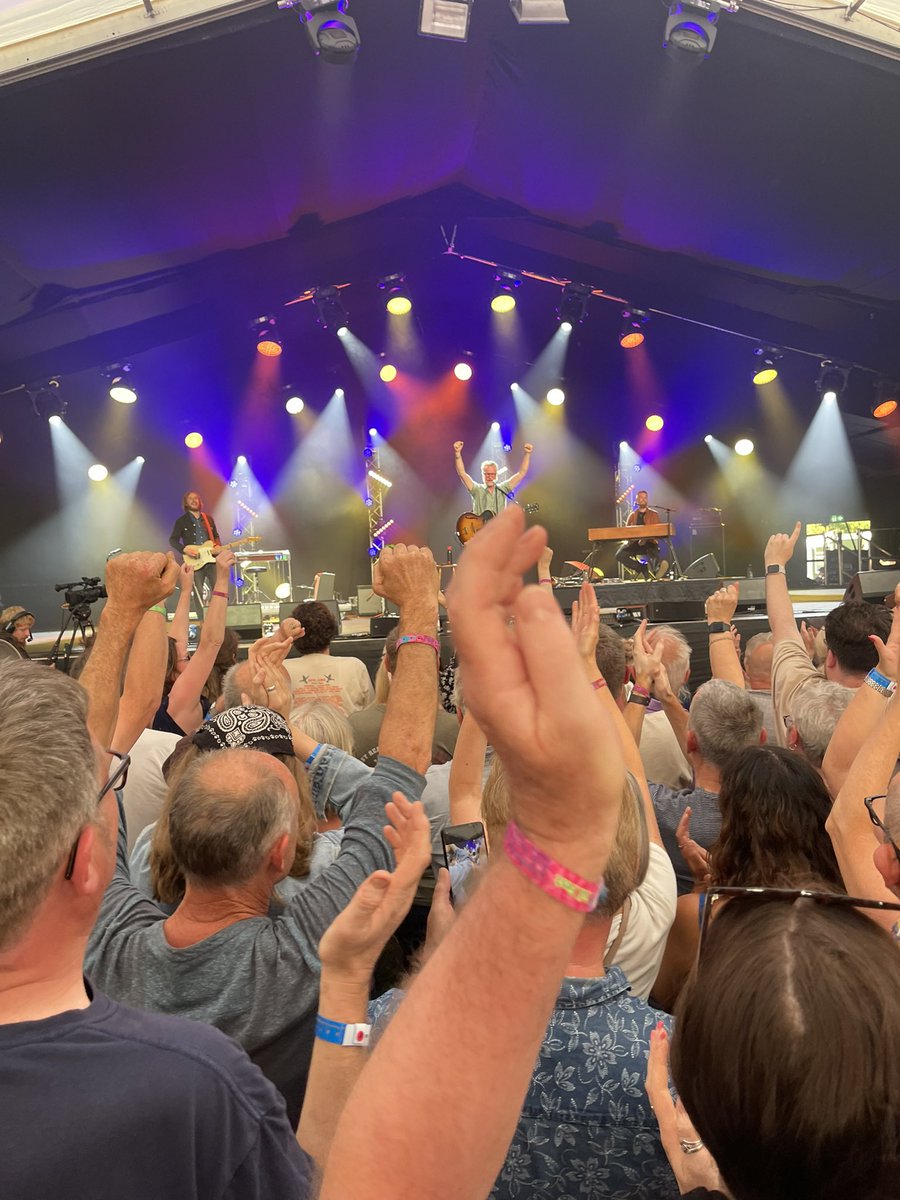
xmin=54 ymin=576 xmax=108 ymax=621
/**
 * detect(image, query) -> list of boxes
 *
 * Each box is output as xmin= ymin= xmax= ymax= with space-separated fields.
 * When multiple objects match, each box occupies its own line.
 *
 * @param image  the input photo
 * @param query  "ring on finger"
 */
xmin=679 ymin=1138 xmax=705 ymax=1155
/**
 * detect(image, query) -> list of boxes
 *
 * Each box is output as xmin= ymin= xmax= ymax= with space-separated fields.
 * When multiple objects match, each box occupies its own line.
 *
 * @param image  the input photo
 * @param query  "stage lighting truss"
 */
xmin=664 ymin=1 xmax=736 ymax=62
xmin=379 ymin=274 xmax=412 ymax=316
xmin=313 ymin=286 xmax=350 ymax=333
xmin=557 ymin=282 xmax=592 ymax=327
xmin=619 ymin=309 xmax=648 ymax=349
xmin=29 ymin=377 xmax=66 ymax=421
xmin=510 ymin=0 xmax=569 ymax=22
xmin=364 ymin=446 xmax=389 ymax=565
xmin=278 ymin=0 xmax=360 ymax=63
xmin=752 ymin=346 xmax=782 ymax=386
xmin=252 ymin=316 xmax=283 ymax=357
xmin=817 ymin=360 xmax=850 ymax=403
xmin=491 ymin=269 xmax=521 ymax=313
xmin=419 ymin=0 xmax=474 ymax=41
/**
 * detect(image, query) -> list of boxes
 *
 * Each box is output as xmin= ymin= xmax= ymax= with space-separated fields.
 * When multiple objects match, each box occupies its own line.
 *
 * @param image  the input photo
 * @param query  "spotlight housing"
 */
xmin=646 ymin=414 xmax=664 ymax=431
xmin=88 ymin=464 xmax=109 ymax=482
xmin=418 ymin=0 xmax=473 ymax=40
xmin=454 ymin=357 xmax=474 ymax=381
xmin=285 ymin=391 xmax=305 ymax=414
xmin=185 ymin=432 xmax=204 ymax=449
xmin=253 ymin=316 xmax=283 ymax=357
xmin=313 ymin=285 xmax=350 ymax=333
xmin=619 ymin=310 xmax=648 ymax=349
xmin=546 ymin=387 xmax=565 ymax=406
xmin=379 ymin=274 xmax=412 ymax=316
xmin=510 ymin=0 xmax=569 ymax=23
xmin=817 ymin=360 xmax=849 ymax=404
xmin=30 ymin=378 xmax=66 ymax=422
xmin=103 ymin=363 xmax=137 ymax=403
xmin=704 ymin=434 xmax=713 ymax=444
xmin=491 ymin=269 xmax=521 ymax=314
xmin=734 ymin=438 xmax=754 ymax=457
xmin=752 ymin=346 xmax=782 ymax=386
xmin=379 ymin=363 xmax=398 ymax=383
xmin=283 ymin=0 xmax=360 ymax=63
xmin=557 ymin=282 xmax=591 ymax=327
xmin=873 ymin=379 xmax=899 ymax=420
xmin=664 ymin=1 xmax=731 ymax=62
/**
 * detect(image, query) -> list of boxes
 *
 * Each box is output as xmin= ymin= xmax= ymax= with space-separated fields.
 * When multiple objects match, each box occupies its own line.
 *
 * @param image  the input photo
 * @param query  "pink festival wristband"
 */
xmin=503 ymin=820 xmax=606 ymax=913
xmin=396 ymin=634 xmax=440 ymax=654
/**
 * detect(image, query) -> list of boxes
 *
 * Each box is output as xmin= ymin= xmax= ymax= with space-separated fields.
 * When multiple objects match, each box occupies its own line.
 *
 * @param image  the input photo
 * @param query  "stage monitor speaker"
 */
xmin=318 ymin=598 xmax=341 ymax=634
xmin=646 ymin=599 xmax=706 ymax=622
xmin=844 ymin=570 xmax=900 ymax=604
xmin=207 ymin=603 xmax=262 ymax=638
xmin=370 ymin=615 xmax=398 ymax=639
xmin=683 ymin=554 xmax=720 ymax=580
xmin=358 ymin=586 xmax=383 ymax=616
xmin=733 ymin=578 xmax=767 ymax=609
xmin=279 ymin=601 xmax=297 ymax=622
xmin=314 ymin=572 xmax=335 ymax=602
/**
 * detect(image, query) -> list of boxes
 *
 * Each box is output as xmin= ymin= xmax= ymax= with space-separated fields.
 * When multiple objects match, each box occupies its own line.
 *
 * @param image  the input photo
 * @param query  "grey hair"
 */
xmin=221 ymin=661 xmax=249 ymax=711
xmin=645 ymin=624 xmax=692 ymax=693
xmin=790 ymin=681 xmax=854 ymax=769
xmin=166 ymin=748 xmax=298 ymax=887
xmin=0 ymin=662 xmax=98 ymax=950
xmin=688 ymin=678 xmax=763 ymax=770
xmin=292 ymin=700 xmax=354 ymax=753
xmin=744 ymin=631 xmax=773 ymax=676
xmin=480 ymin=459 xmax=498 ymax=474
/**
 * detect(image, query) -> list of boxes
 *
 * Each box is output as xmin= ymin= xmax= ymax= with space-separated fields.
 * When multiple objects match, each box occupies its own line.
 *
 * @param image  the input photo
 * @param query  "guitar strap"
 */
xmin=199 ymin=512 xmax=215 ymax=543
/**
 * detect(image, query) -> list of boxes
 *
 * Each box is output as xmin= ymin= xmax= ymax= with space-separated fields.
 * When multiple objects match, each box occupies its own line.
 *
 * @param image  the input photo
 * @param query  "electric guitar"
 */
xmin=456 ymin=504 xmax=539 ymax=545
xmin=183 ymin=536 xmax=261 ymax=569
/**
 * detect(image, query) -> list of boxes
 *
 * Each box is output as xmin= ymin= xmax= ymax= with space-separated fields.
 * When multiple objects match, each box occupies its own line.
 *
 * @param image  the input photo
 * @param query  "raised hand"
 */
xmin=318 ymin=792 xmax=432 ymax=986
xmin=446 ymin=506 xmax=623 ymax=871
xmin=105 ymin=551 xmax=179 ymax=617
xmin=646 ymin=1026 xmax=724 ymax=1195
xmin=704 ymin=583 xmax=739 ymax=625
xmin=215 ymin=547 xmax=235 ymax=583
xmin=453 ymin=441 xmax=464 ymax=454
xmin=631 ymin=619 xmax=663 ymax=687
xmin=570 ymin=580 xmax=600 ymax=663
xmin=675 ymin=806 xmax=710 ymax=885
xmin=523 ymin=443 xmax=534 ymax=454
xmin=764 ymin=521 xmax=801 ymax=569
xmin=372 ymin=544 xmax=439 ymax=613
xmin=870 ymin=590 xmax=900 ymax=681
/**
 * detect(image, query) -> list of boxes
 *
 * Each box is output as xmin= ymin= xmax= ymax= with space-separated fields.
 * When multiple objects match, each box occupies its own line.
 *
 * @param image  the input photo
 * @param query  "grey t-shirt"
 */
xmin=650 ymin=781 xmax=720 ymax=897
xmin=85 ymin=755 xmax=424 ymax=1126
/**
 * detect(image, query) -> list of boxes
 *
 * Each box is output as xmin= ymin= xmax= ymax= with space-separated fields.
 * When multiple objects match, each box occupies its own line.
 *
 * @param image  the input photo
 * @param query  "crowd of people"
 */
xmin=2 ymin=510 xmax=900 ymax=1200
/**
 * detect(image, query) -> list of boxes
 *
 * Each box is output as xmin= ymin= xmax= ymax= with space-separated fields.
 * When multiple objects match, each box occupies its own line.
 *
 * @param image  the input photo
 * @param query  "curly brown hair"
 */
xmin=291 ymin=600 xmax=338 ymax=654
xmin=709 ymin=745 xmax=843 ymax=890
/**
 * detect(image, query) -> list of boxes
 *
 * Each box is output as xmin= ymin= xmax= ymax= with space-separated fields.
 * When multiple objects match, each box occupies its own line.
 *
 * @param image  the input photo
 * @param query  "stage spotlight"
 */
xmin=379 ymin=274 xmax=412 ymax=316
xmin=336 ymin=388 xmax=345 ymax=397
xmin=752 ymin=346 xmax=782 ymax=386
xmin=646 ymin=414 xmax=664 ymax=431
xmin=281 ymin=0 xmax=360 ymax=63
xmin=454 ymin=359 xmax=474 ymax=381
xmin=285 ymin=392 xmax=305 ymax=414
xmin=379 ymin=363 xmax=398 ymax=383
xmin=817 ymin=360 xmax=849 ymax=404
xmin=546 ymin=387 xmax=566 ymax=406
xmin=419 ymin=0 xmax=473 ymax=40
xmin=233 ymin=526 xmax=242 ymax=537
xmin=367 ymin=469 xmax=393 ymax=488
xmin=48 ymin=414 xmax=62 ymax=427
xmin=734 ymin=438 xmax=754 ymax=456
xmin=275 ymin=582 xmax=292 ymax=601
xmin=368 ymin=427 xmax=378 ymax=436
xmin=704 ymin=434 xmax=712 ymax=443
xmin=557 ymin=282 xmax=591 ymax=327
xmin=252 ymin=316 xmax=283 ymax=357
xmin=88 ymin=464 xmax=108 ymax=482
xmin=491 ymin=421 xmax=501 ymax=431
xmin=229 ymin=480 xmax=238 ymax=489
xmin=619 ymin=310 xmax=648 ymax=349
xmin=510 ymin=0 xmax=569 ymax=22
xmin=313 ymin=285 xmax=350 ymax=333
xmin=237 ymin=455 xmax=247 ymax=465
xmin=873 ymin=380 xmax=899 ymax=419
xmin=135 ymin=455 xmax=145 ymax=463
xmin=664 ymin=1 xmax=729 ymax=62
xmin=103 ymin=364 xmax=137 ymax=403
xmin=30 ymin=378 xmax=66 ymax=422
xmin=185 ymin=432 xmax=203 ymax=449
xmin=491 ymin=269 xmax=521 ymax=314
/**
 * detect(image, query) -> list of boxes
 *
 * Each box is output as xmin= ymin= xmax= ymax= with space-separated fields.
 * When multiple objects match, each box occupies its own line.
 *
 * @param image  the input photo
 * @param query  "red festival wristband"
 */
xmin=591 ymin=677 xmax=607 ymax=691
xmin=212 ymin=590 xmax=228 ymax=599
xmin=503 ymin=820 xmax=606 ymax=913
xmin=396 ymin=634 xmax=440 ymax=654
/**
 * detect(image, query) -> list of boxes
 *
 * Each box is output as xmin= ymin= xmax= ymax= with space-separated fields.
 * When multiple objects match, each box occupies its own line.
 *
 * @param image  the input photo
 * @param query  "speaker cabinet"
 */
xmin=205 ymin=603 xmax=262 ymax=638
xmin=358 ymin=586 xmax=383 ymax=616
xmin=683 ymin=554 xmax=720 ymax=580
xmin=844 ymin=570 xmax=900 ymax=604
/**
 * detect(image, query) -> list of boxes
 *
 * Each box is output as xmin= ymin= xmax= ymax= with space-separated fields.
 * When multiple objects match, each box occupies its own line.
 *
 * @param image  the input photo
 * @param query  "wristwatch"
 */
xmin=707 ymin=621 xmax=730 ymax=634
xmin=766 ymin=564 xmax=786 ymax=576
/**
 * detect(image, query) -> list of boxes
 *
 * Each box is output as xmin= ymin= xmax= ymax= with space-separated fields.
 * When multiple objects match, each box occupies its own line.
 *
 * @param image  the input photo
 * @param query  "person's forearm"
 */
xmin=454 ymin=453 xmax=467 ymax=483
xmin=449 ymin=713 xmax=488 ymax=826
xmin=765 ymin=573 xmax=803 ymax=645
xmin=197 ymin=586 xmax=228 ymax=650
xmin=822 ymin=683 xmax=890 ymax=797
xmin=708 ymin=632 xmax=745 ymax=687
xmin=112 ymin=609 xmax=168 ymax=754
xmin=661 ymin=692 xmax=690 ymax=758
xmin=378 ymin=601 xmax=439 ymax=773
xmin=170 ymin=582 xmax=192 ymax=657
xmin=320 ymin=857 xmax=599 ymax=1200
xmin=297 ymin=973 xmax=369 ymax=1165
xmin=79 ymin=603 xmax=143 ymax=746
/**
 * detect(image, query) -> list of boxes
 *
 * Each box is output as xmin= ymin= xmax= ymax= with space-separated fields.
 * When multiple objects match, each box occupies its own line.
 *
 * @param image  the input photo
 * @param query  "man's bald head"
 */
xmin=744 ymin=633 xmax=774 ymax=689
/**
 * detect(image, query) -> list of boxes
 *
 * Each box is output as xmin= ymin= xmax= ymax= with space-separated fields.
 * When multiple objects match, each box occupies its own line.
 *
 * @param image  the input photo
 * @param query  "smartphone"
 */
xmin=441 ymin=821 xmax=489 ymax=907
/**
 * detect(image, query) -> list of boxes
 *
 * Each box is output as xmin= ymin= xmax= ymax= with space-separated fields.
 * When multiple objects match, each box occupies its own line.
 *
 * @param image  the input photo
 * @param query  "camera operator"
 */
xmin=0 ymin=607 xmax=35 ymax=661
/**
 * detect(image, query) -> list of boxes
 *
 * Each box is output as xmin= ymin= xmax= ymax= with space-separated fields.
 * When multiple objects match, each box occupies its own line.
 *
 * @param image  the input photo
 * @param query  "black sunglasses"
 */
xmin=63 ymin=751 xmax=130 ymax=881
xmin=699 ymin=885 xmax=900 ymax=955
xmin=864 ymin=795 xmax=900 ymax=866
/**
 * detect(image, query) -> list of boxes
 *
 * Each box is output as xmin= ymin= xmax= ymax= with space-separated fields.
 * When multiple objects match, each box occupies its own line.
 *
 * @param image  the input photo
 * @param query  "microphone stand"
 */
xmin=658 ymin=506 xmax=682 ymax=579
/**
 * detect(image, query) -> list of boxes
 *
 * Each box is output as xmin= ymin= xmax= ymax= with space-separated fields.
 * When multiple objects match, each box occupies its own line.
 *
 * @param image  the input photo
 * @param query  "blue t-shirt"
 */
xmin=0 ymin=988 xmax=313 ymax=1200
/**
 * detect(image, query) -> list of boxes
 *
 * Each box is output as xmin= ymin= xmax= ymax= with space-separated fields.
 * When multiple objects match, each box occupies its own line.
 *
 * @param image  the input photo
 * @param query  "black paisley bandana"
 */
xmin=191 ymin=705 xmax=295 ymax=756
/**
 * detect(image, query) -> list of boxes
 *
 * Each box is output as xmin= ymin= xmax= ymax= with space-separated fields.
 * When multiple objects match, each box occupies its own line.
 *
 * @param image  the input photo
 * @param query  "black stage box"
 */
xmin=206 ymin=603 xmax=262 ymax=638
xmin=844 ymin=570 xmax=900 ymax=604
xmin=645 ymin=599 xmax=706 ymax=622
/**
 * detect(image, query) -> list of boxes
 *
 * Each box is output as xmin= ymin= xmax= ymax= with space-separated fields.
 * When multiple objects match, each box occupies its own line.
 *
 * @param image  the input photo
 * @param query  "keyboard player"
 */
xmin=615 ymin=490 xmax=669 ymax=580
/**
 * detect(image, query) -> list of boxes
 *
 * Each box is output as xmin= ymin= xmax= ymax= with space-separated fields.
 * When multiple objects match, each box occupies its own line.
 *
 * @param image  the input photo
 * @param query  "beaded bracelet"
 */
xmin=631 ymin=683 xmax=651 ymax=699
xmin=503 ymin=820 xmax=606 ymax=913
xmin=315 ymin=1015 xmax=371 ymax=1047
xmin=396 ymin=634 xmax=440 ymax=654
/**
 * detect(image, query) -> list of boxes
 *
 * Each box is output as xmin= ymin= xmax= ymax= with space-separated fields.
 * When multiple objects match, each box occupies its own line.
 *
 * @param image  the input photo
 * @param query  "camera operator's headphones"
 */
xmin=2 ymin=609 xmax=35 ymax=640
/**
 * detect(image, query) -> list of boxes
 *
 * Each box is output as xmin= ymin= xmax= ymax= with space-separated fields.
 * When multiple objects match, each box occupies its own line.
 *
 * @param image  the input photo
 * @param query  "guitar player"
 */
xmin=169 ymin=491 xmax=222 ymax=606
xmin=615 ymin=490 xmax=668 ymax=580
xmin=453 ymin=439 xmax=534 ymax=517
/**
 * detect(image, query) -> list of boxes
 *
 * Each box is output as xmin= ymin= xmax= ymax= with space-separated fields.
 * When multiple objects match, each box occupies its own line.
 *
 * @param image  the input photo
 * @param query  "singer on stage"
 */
xmin=616 ymin=490 xmax=668 ymax=580
xmin=169 ymin=491 xmax=221 ymax=604
xmin=453 ymin=440 xmax=534 ymax=515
